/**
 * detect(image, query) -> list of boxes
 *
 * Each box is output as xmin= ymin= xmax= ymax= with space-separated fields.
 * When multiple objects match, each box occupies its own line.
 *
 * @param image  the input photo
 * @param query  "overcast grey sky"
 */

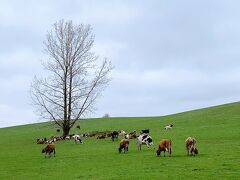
xmin=1 ymin=0 xmax=240 ymax=127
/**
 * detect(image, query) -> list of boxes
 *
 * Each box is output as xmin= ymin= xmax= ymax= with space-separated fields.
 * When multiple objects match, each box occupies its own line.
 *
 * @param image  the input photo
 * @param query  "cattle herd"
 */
xmin=37 ymin=124 xmax=198 ymax=158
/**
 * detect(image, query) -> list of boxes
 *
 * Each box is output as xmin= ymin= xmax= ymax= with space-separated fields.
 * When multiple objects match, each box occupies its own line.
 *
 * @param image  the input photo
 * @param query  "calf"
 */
xmin=42 ymin=144 xmax=56 ymax=158
xmin=137 ymin=134 xmax=153 ymax=150
xmin=119 ymin=139 xmax=129 ymax=153
xmin=72 ymin=134 xmax=83 ymax=144
xmin=156 ymin=139 xmax=172 ymax=157
xmin=185 ymin=137 xmax=198 ymax=156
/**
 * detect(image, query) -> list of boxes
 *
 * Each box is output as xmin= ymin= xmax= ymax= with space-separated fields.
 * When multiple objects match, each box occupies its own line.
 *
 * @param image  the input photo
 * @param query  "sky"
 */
xmin=1 ymin=0 xmax=240 ymax=127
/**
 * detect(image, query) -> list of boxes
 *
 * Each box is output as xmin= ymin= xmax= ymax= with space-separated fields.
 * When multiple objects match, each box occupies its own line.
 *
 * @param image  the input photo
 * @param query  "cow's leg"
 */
xmin=164 ymin=150 xmax=166 ymax=157
xmin=169 ymin=148 xmax=172 ymax=157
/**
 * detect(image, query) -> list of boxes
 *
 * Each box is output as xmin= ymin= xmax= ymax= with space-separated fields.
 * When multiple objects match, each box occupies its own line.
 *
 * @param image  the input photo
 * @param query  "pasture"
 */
xmin=0 ymin=102 xmax=239 ymax=179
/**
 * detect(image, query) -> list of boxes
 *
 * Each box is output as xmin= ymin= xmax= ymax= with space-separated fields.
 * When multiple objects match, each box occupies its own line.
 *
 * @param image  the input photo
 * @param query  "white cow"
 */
xmin=72 ymin=134 xmax=83 ymax=144
xmin=164 ymin=124 xmax=173 ymax=130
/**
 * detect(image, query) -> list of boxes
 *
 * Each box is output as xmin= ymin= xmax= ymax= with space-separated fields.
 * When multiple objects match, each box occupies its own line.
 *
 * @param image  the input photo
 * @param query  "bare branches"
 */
xmin=31 ymin=20 xmax=112 ymax=135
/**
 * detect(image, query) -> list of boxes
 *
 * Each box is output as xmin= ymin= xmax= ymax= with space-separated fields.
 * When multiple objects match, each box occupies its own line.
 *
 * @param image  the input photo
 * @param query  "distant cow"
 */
xmin=97 ymin=134 xmax=106 ymax=139
xmin=37 ymin=138 xmax=45 ymax=144
xmin=111 ymin=131 xmax=118 ymax=141
xmin=119 ymin=139 xmax=130 ymax=153
xmin=128 ymin=130 xmax=137 ymax=139
xmin=118 ymin=130 xmax=126 ymax=136
xmin=164 ymin=124 xmax=173 ymax=130
xmin=137 ymin=134 xmax=153 ymax=150
xmin=72 ymin=134 xmax=83 ymax=144
xmin=185 ymin=137 xmax=198 ymax=156
xmin=42 ymin=144 xmax=55 ymax=158
xmin=156 ymin=139 xmax=172 ymax=157
xmin=141 ymin=129 xmax=149 ymax=134
xmin=65 ymin=136 xmax=71 ymax=140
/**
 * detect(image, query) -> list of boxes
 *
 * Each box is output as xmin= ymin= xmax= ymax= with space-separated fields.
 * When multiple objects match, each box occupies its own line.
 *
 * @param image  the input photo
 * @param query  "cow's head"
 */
xmin=156 ymin=149 xmax=161 ymax=156
xmin=42 ymin=149 xmax=46 ymax=153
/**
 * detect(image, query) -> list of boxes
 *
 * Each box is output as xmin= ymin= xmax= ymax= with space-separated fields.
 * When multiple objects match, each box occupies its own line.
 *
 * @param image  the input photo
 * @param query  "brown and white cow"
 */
xmin=118 ymin=139 xmax=129 ymax=153
xmin=185 ymin=137 xmax=198 ymax=156
xmin=156 ymin=139 xmax=172 ymax=157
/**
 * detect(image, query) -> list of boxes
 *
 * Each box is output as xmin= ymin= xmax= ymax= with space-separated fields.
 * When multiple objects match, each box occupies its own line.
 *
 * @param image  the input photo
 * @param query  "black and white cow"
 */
xmin=111 ymin=131 xmax=118 ymax=141
xmin=137 ymin=134 xmax=153 ymax=150
xmin=72 ymin=134 xmax=83 ymax=144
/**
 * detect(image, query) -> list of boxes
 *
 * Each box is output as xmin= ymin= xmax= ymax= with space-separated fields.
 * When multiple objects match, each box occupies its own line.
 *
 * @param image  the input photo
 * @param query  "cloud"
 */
xmin=1 ymin=0 xmax=240 ymax=127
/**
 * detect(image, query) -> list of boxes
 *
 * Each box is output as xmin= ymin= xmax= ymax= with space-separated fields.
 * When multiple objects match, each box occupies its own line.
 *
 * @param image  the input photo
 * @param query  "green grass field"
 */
xmin=0 ymin=102 xmax=239 ymax=179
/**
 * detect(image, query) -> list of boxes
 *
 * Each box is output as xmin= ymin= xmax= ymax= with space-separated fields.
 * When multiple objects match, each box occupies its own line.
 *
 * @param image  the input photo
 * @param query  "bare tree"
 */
xmin=31 ymin=20 xmax=112 ymax=136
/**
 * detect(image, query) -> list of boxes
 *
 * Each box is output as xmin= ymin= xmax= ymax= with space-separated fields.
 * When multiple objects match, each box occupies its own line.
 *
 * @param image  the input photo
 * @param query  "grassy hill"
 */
xmin=0 ymin=102 xmax=239 ymax=179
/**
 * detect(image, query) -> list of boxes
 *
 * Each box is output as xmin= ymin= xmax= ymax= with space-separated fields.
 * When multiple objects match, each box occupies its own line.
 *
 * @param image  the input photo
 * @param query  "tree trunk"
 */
xmin=63 ymin=125 xmax=70 ymax=136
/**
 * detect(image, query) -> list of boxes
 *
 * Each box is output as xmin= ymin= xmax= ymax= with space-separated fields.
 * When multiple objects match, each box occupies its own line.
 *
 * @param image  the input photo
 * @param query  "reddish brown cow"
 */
xmin=185 ymin=137 xmax=198 ymax=156
xmin=156 ymin=139 xmax=172 ymax=157
xmin=42 ymin=144 xmax=56 ymax=158
xmin=119 ymin=139 xmax=129 ymax=153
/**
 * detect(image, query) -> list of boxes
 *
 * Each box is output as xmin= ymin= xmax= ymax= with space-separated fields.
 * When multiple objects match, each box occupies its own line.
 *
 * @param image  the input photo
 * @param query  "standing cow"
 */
xmin=111 ymin=131 xmax=118 ymax=141
xmin=156 ymin=139 xmax=172 ymax=157
xmin=42 ymin=144 xmax=56 ymax=158
xmin=185 ymin=137 xmax=198 ymax=156
xmin=137 ymin=134 xmax=153 ymax=150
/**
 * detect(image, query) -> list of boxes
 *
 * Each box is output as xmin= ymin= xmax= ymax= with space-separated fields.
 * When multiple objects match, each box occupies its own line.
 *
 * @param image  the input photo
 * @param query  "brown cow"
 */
xmin=97 ymin=134 xmax=106 ymax=139
xmin=37 ymin=138 xmax=45 ymax=144
xmin=185 ymin=137 xmax=198 ymax=156
xmin=128 ymin=130 xmax=137 ymax=139
xmin=42 ymin=144 xmax=56 ymax=158
xmin=156 ymin=139 xmax=172 ymax=157
xmin=119 ymin=139 xmax=130 ymax=153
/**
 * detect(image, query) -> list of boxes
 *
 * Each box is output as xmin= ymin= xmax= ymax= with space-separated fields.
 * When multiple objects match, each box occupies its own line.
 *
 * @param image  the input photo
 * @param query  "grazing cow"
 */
xmin=141 ymin=129 xmax=149 ymax=134
xmin=137 ymin=134 xmax=153 ymax=150
xmin=128 ymin=130 xmax=137 ymax=139
xmin=118 ymin=130 xmax=126 ymax=136
xmin=97 ymin=134 xmax=106 ymax=139
xmin=106 ymin=132 xmax=113 ymax=137
xmin=37 ymin=138 xmax=45 ymax=144
xmin=156 ymin=139 xmax=172 ymax=157
xmin=185 ymin=137 xmax=198 ymax=156
xmin=119 ymin=139 xmax=130 ymax=153
xmin=65 ymin=136 xmax=71 ymax=140
xmin=72 ymin=134 xmax=83 ymax=144
xmin=164 ymin=124 xmax=173 ymax=130
xmin=111 ymin=131 xmax=118 ymax=141
xmin=42 ymin=144 xmax=56 ymax=158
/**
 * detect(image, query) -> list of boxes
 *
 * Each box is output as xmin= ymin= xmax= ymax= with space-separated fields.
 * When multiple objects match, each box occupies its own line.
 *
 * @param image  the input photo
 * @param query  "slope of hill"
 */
xmin=0 ymin=102 xmax=239 ymax=179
